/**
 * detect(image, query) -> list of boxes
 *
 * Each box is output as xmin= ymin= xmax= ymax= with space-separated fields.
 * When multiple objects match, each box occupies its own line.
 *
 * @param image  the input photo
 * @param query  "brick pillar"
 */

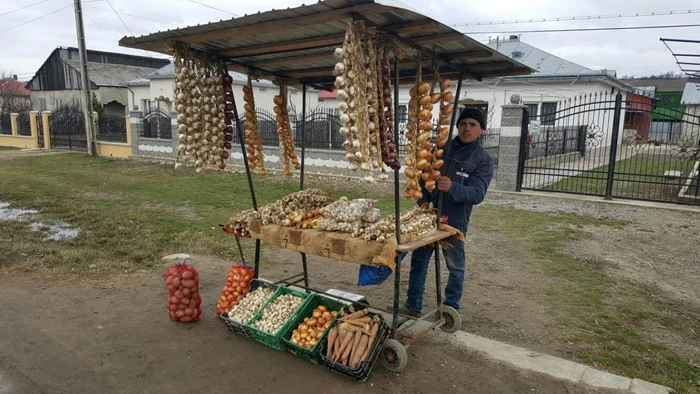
xmin=42 ymin=111 xmax=51 ymax=150
xmin=496 ymin=95 xmax=527 ymax=191
xmin=29 ymin=111 xmax=38 ymax=140
xmin=10 ymin=113 xmax=19 ymax=136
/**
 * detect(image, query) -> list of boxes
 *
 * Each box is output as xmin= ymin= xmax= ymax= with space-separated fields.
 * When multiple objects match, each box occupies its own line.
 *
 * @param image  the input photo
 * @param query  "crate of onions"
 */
xmin=246 ymin=286 xmax=310 ymax=351
xmin=280 ymin=294 xmax=345 ymax=364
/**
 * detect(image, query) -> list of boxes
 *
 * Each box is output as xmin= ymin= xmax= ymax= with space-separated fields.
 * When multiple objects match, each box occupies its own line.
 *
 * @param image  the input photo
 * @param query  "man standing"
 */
xmin=402 ymin=107 xmax=494 ymax=316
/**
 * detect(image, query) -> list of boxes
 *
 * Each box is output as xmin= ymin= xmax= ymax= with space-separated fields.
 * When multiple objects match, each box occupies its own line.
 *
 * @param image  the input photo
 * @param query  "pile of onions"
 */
xmin=172 ymin=44 xmax=227 ymax=172
xmin=220 ymin=74 xmax=234 ymax=169
xmin=243 ymin=75 xmax=266 ymax=175
xmin=434 ymin=79 xmax=454 ymax=162
xmin=274 ymin=85 xmax=300 ymax=176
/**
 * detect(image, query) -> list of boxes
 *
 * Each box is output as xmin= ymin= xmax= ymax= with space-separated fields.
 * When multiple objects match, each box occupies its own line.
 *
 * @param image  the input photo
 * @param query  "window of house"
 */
xmin=141 ymin=100 xmax=152 ymax=112
xmin=397 ymin=105 xmax=407 ymax=123
xmin=525 ymin=104 xmax=538 ymax=119
xmin=259 ymin=88 xmax=267 ymax=93
xmin=39 ymin=99 xmax=47 ymax=112
xmin=541 ymin=102 xmax=557 ymax=125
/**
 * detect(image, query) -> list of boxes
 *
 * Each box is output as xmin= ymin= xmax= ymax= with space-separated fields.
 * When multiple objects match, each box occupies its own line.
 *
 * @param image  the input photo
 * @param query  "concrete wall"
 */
xmin=0 ymin=112 xmax=39 ymax=149
xmin=30 ymin=90 xmax=81 ymax=111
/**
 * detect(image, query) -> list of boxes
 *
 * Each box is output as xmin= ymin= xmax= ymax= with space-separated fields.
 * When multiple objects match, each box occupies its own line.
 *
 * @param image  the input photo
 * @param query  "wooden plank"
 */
xmin=412 ymin=32 xmax=465 ymax=46
xmin=447 ymin=50 xmax=493 ymax=62
xmin=219 ymin=33 xmax=346 ymax=57
xmin=171 ymin=3 xmax=386 ymax=45
xmin=473 ymin=67 xmax=532 ymax=78
xmin=383 ymin=20 xmax=440 ymax=34
xmin=396 ymin=230 xmax=454 ymax=252
xmin=465 ymin=61 xmax=515 ymax=72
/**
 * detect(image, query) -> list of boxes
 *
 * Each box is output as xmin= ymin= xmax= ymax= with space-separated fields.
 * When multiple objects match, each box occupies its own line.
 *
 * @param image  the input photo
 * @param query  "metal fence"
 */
xmin=141 ymin=109 xmax=172 ymax=139
xmin=0 ymin=113 xmax=10 ymax=135
xmin=97 ymin=115 xmax=127 ymax=143
xmin=17 ymin=112 xmax=31 ymax=136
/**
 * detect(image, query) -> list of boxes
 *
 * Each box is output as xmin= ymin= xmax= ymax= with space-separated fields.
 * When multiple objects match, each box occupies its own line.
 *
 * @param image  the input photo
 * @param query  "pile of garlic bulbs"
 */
xmin=243 ymin=75 xmax=266 ymax=175
xmin=172 ymin=44 xmax=227 ymax=172
xmin=333 ymin=21 xmax=400 ymax=182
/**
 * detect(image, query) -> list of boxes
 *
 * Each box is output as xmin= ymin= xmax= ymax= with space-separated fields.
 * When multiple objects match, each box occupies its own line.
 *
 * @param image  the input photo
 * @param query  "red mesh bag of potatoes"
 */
xmin=216 ymin=264 xmax=254 ymax=315
xmin=165 ymin=262 xmax=201 ymax=323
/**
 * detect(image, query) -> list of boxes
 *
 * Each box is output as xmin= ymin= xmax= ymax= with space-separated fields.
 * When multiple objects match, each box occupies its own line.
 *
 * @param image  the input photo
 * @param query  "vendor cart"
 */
xmin=119 ymin=0 xmax=532 ymax=376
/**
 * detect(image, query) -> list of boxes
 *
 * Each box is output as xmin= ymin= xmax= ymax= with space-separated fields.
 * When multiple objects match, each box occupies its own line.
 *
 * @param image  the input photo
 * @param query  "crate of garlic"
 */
xmin=247 ymin=286 xmax=310 ymax=351
xmin=220 ymin=279 xmax=278 ymax=339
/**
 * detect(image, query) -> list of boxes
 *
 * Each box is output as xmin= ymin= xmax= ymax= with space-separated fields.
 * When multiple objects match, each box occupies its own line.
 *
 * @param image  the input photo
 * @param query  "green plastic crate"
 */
xmin=247 ymin=286 xmax=310 ymax=351
xmin=281 ymin=293 xmax=346 ymax=364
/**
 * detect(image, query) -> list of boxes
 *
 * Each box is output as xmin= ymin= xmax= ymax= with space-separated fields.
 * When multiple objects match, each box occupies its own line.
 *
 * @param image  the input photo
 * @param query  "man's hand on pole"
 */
xmin=437 ymin=176 xmax=452 ymax=192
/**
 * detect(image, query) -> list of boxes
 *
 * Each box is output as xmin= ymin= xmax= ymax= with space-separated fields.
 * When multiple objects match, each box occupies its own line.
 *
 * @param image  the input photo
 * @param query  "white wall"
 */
xmin=681 ymin=105 xmax=700 ymax=146
xmin=128 ymin=78 xmax=319 ymax=116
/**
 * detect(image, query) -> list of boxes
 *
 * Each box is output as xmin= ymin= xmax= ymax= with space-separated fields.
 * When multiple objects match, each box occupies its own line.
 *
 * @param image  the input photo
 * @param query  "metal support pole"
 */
xmin=299 ymin=84 xmax=309 ymax=291
xmin=604 ymin=93 xmax=623 ymax=200
xmin=392 ymin=56 xmax=402 ymax=337
xmin=300 ymin=84 xmax=307 ymax=190
xmin=227 ymin=65 xmax=261 ymax=277
xmin=516 ymin=108 xmax=529 ymax=192
xmin=433 ymin=243 xmax=442 ymax=311
xmin=435 ymin=72 xmax=464 ymax=223
xmin=73 ymin=0 xmax=96 ymax=156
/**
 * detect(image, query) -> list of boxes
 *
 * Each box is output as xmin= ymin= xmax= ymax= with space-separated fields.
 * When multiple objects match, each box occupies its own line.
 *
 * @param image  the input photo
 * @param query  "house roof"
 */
xmin=483 ymin=37 xmax=638 ymax=93
xmin=62 ymin=59 xmax=164 ymax=87
xmin=486 ymin=38 xmax=594 ymax=76
xmin=622 ymin=78 xmax=690 ymax=93
xmin=0 ymin=78 xmax=31 ymax=96
xmin=127 ymin=62 xmax=300 ymax=89
xmin=118 ymin=0 xmax=533 ymax=89
xmin=681 ymin=82 xmax=700 ymax=105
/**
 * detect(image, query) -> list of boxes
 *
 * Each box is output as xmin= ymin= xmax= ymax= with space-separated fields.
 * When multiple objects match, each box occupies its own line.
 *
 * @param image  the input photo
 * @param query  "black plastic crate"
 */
xmin=219 ymin=279 xmax=278 ymax=339
xmin=318 ymin=311 xmax=390 ymax=382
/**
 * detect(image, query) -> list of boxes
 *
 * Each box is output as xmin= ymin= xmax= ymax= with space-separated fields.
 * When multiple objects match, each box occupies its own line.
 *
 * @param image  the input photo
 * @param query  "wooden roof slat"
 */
xmin=446 ymin=50 xmax=493 ymax=62
xmin=412 ymin=32 xmax=465 ymax=46
xmin=219 ymin=33 xmax=346 ymax=57
xmin=164 ymin=3 xmax=387 ymax=46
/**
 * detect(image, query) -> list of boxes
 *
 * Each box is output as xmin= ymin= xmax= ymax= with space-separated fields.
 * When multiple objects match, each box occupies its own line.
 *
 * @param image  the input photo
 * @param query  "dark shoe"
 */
xmin=387 ymin=303 xmax=423 ymax=318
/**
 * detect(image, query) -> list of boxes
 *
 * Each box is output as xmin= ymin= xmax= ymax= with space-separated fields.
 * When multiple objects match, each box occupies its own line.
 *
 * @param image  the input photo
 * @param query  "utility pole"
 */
xmin=73 ymin=0 xmax=96 ymax=156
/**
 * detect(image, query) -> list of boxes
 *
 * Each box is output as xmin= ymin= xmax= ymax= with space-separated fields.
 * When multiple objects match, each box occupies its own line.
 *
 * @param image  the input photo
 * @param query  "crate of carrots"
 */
xmin=318 ymin=307 xmax=390 ymax=382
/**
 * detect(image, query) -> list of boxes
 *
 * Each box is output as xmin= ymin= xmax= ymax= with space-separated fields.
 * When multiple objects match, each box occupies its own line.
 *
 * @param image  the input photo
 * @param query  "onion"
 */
xmin=432 ymin=159 xmax=444 ymax=169
xmin=440 ymin=79 xmax=452 ymax=90
xmin=418 ymin=83 xmax=430 ymax=95
xmin=273 ymin=96 xmax=284 ymax=106
xmin=412 ymin=190 xmax=423 ymax=200
xmin=442 ymin=91 xmax=454 ymax=102
xmin=431 ymin=93 xmax=442 ymax=104
xmin=419 ymin=95 xmax=431 ymax=107
xmin=418 ymin=109 xmax=432 ymax=121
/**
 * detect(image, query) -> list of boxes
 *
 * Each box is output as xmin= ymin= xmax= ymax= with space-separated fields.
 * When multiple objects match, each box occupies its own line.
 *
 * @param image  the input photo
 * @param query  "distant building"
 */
xmin=25 ymin=47 xmax=170 ymax=116
xmin=622 ymin=77 xmax=690 ymax=143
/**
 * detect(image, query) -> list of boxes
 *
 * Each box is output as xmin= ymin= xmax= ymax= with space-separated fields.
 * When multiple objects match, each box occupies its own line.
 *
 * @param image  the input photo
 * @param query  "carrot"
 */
xmin=339 ymin=309 xmax=367 ymax=321
xmin=335 ymin=326 xmax=354 ymax=362
xmin=348 ymin=326 xmax=362 ymax=366
xmin=341 ymin=329 xmax=358 ymax=365
xmin=326 ymin=327 xmax=338 ymax=357
xmin=360 ymin=320 xmax=380 ymax=363
xmin=343 ymin=319 xmax=368 ymax=328
xmin=342 ymin=316 xmax=371 ymax=324
xmin=332 ymin=329 xmax=345 ymax=360
xmin=351 ymin=335 xmax=370 ymax=368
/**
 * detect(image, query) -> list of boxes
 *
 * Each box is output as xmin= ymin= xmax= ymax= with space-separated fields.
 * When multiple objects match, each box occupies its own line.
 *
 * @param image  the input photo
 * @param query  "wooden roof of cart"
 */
xmin=118 ymin=0 xmax=534 ymax=89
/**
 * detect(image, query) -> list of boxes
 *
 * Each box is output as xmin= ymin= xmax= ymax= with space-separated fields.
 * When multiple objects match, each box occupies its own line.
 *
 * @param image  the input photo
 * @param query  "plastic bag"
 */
xmin=357 ymin=252 xmax=408 ymax=286
xmin=216 ymin=264 xmax=255 ymax=315
xmin=165 ymin=262 xmax=201 ymax=323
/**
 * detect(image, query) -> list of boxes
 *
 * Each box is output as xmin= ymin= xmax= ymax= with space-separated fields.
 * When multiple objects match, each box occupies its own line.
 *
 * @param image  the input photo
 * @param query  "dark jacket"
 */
xmin=418 ymin=137 xmax=494 ymax=233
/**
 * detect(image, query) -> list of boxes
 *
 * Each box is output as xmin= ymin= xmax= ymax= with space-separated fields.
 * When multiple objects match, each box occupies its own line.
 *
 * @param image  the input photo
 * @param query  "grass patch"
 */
xmin=545 ymin=153 xmax=696 ymax=201
xmin=473 ymin=205 xmax=699 ymax=393
xmin=0 ymin=154 xmax=412 ymax=273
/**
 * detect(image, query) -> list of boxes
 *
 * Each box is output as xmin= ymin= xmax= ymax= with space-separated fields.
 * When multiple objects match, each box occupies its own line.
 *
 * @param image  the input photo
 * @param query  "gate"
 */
xmin=293 ymin=109 xmax=344 ymax=150
xmin=519 ymin=92 xmax=700 ymax=205
xmin=141 ymin=109 xmax=172 ymax=139
xmin=49 ymin=105 xmax=87 ymax=150
xmin=97 ymin=115 xmax=127 ymax=143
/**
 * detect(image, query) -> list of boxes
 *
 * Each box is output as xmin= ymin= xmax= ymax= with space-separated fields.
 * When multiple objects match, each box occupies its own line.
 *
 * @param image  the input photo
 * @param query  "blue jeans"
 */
xmin=406 ymin=236 xmax=466 ymax=312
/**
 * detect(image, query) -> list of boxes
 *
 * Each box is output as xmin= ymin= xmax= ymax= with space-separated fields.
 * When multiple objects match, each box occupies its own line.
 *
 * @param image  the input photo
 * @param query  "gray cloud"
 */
xmin=1 ymin=0 xmax=697 ymax=80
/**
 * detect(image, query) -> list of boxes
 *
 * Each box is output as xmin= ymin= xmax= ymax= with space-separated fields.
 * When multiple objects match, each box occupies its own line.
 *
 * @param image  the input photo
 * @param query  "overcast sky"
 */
xmin=1 ymin=0 xmax=698 ymax=81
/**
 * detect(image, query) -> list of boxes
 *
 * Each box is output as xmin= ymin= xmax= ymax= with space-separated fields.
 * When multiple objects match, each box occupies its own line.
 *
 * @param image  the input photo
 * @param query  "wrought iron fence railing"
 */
xmin=97 ymin=115 xmax=128 ymax=143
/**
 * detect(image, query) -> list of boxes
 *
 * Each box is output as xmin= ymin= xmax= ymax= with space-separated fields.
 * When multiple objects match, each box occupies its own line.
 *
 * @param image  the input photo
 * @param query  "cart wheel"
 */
xmin=439 ymin=305 xmax=462 ymax=334
xmin=380 ymin=339 xmax=408 ymax=373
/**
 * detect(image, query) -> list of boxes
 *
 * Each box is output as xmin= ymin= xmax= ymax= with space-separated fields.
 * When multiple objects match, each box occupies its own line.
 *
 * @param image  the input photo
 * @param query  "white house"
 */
xmin=680 ymin=82 xmax=700 ymax=146
xmin=127 ymin=63 xmax=319 ymax=116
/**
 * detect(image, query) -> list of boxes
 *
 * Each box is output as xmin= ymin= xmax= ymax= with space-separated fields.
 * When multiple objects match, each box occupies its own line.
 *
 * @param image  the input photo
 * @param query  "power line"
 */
xmin=84 ymin=12 xmax=156 ymax=58
xmin=104 ymin=0 xmax=134 ymax=36
xmin=463 ymin=23 xmax=700 ymax=35
xmin=84 ymin=5 xmax=182 ymax=27
xmin=453 ymin=8 xmax=700 ymax=27
xmin=188 ymin=0 xmax=238 ymax=17
xmin=0 ymin=3 xmax=72 ymax=34
xmin=0 ymin=0 xmax=49 ymax=17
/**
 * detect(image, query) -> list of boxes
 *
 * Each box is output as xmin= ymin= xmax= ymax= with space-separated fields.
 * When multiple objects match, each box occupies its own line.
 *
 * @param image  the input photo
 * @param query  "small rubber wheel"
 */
xmin=440 ymin=305 xmax=462 ymax=333
xmin=380 ymin=339 xmax=408 ymax=373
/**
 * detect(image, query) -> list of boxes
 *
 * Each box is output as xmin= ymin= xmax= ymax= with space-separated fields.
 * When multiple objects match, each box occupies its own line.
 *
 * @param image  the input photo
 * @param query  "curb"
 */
xmin=403 ymin=321 xmax=674 ymax=394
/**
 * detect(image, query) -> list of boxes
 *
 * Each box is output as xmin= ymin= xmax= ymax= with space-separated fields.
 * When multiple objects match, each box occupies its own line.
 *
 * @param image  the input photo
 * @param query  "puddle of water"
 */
xmin=0 ymin=202 xmax=38 ymax=222
xmin=29 ymin=221 xmax=81 ymax=241
xmin=0 ymin=201 xmax=81 ymax=241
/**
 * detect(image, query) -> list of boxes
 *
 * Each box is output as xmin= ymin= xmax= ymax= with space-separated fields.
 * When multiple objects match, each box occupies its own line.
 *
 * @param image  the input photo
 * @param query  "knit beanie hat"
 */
xmin=457 ymin=107 xmax=486 ymax=130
